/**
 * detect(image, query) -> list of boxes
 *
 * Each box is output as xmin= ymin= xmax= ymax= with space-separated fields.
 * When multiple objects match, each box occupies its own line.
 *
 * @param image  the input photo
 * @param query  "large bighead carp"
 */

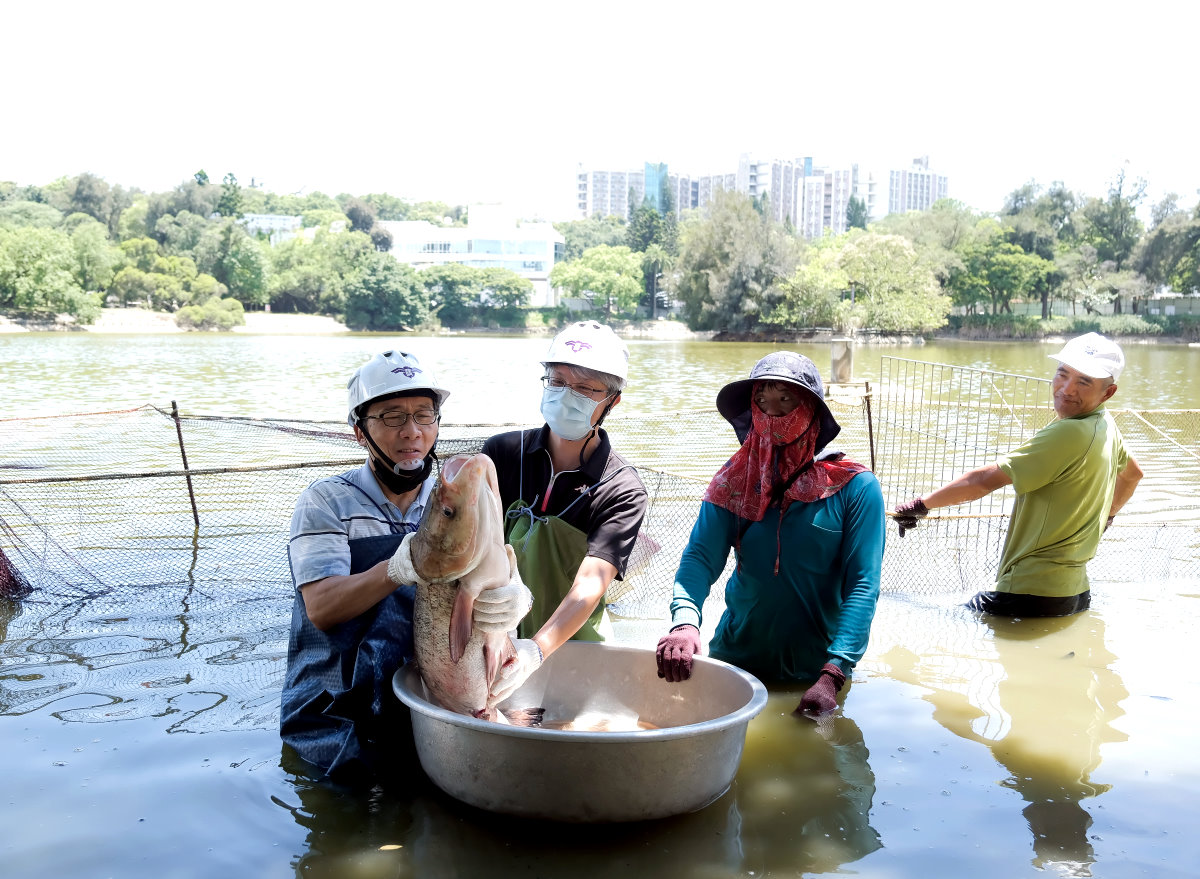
xmin=410 ymin=453 xmax=542 ymax=726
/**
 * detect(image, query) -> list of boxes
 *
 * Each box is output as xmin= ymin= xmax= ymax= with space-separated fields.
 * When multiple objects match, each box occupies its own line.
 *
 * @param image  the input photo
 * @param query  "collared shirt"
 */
xmin=287 ymin=461 xmax=433 ymax=588
xmin=281 ymin=461 xmax=433 ymax=778
xmin=481 ymin=425 xmax=647 ymax=578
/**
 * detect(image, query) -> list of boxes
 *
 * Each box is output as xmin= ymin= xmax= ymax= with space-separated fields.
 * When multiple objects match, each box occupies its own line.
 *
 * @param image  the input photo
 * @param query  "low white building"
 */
xmin=378 ymin=205 xmax=564 ymax=307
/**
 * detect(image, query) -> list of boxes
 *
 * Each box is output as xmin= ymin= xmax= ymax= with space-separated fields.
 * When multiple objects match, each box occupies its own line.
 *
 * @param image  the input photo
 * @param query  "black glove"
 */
xmin=893 ymin=497 xmax=929 ymax=538
xmin=656 ymin=625 xmax=702 ymax=683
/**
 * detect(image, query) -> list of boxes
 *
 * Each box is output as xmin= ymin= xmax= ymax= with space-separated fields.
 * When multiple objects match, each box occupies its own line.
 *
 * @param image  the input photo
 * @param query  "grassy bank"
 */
xmin=938 ymin=313 xmax=1200 ymax=342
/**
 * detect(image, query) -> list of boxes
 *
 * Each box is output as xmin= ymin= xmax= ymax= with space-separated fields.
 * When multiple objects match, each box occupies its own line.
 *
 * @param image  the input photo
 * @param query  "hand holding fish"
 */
xmin=386 ymin=532 xmax=425 ymax=586
xmin=489 ymin=639 xmax=543 ymax=704
xmin=472 ymin=554 xmax=533 ymax=632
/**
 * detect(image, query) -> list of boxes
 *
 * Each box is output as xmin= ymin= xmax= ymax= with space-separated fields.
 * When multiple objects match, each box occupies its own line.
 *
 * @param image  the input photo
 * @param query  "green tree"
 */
xmin=833 ymin=232 xmax=950 ymax=332
xmin=217 ymin=173 xmax=244 ymax=219
xmin=344 ymin=198 xmax=377 ymax=234
xmin=1075 ymin=168 xmax=1146 ymax=270
xmin=766 ymin=246 xmax=849 ymax=330
xmin=549 ymin=244 xmax=643 ymax=317
xmin=154 ymin=210 xmax=209 ymax=255
xmin=626 ymin=203 xmax=664 ymax=253
xmin=69 ymin=217 xmax=121 ymax=292
xmin=0 ymin=200 xmax=64 ymax=229
xmin=478 ymin=267 xmax=533 ymax=311
xmin=194 ymin=170 xmax=210 ymax=186
xmin=0 ymin=226 xmax=100 ymax=321
xmin=118 ymin=236 xmax=161 ymax=272
xmin=421 ymin=262 xmax=483 ymax=324
xmin=554 ymin=216 xmax=627 ymax=261
xmin=1135 ymin=203 xmax=1200 ymax=295
xmin=953 ymin=221 xmax=1053 ymax=315
xmin=195 ymin=220 xmax=269 ymax=306
xmin=672 ymin=190 xmax=801 ymax=332
xmin=342 ymin=253 xmax=427 ymax=330
xmin=846 ymin=195 xmax=869 ymax=230
xmin=267 ymin=229 xmax=373 ymax=314
xmin=176 ymin=297 xmax=245 ymax=331
xmin=640 ymin=243 xmax=674 ymax=316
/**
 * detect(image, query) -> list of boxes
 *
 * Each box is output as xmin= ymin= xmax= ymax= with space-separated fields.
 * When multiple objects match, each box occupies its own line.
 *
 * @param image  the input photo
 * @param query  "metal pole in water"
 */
xmin=171 ymin=400 xmax=201 ymax=530
xmin=831 ymin=336 xmax=854 ymax=384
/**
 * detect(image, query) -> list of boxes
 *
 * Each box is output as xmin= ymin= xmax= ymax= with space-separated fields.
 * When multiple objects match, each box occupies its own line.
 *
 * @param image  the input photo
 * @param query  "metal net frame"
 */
xmin=873 ymin=357 xmax=1200 ymax=595
xmin=2 ymin=365 xmax=1197 ymax=615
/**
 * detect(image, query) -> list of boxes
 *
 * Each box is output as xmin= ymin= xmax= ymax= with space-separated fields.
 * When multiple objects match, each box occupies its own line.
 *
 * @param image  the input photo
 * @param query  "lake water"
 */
xmin=1 ymin=331 xmax=1198 ymax=879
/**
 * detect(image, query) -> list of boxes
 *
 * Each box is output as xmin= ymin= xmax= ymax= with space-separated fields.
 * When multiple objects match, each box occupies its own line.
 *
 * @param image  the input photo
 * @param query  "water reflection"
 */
xmin=276 ymin=697 xmax=881 ymax=878
xmin=881 ymin=609 xmax=1126 ymax=876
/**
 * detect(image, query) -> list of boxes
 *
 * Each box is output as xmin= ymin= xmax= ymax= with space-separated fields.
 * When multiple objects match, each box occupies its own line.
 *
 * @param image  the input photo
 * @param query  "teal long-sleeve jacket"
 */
xmin=669 ymin=471 xmax=885 ymax=681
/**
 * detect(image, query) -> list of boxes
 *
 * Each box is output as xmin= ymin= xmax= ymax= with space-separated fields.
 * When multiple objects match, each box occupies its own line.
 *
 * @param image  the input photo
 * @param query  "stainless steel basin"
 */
xmin=393 ymin=640 xmax=767 ymax=822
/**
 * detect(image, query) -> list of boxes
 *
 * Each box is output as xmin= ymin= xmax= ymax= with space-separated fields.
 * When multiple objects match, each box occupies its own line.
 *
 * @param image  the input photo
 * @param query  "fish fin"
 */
xmin=448 ymin=581 xmax=474 ymax=663
xmin=501 ymin=706 xmax=545 ymax=728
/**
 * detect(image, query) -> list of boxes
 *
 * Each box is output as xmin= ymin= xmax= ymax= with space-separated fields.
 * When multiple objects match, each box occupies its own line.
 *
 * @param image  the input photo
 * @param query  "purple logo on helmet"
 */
xmin=390 ymin=366 xmax=421 ymax=378
xmin=565 ymin=340 xmax=592 ymax=353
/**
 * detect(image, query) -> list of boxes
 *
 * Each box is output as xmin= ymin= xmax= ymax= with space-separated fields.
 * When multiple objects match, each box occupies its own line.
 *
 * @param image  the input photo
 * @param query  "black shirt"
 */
xmin=481 ymin=425 xmax=648 ymax=579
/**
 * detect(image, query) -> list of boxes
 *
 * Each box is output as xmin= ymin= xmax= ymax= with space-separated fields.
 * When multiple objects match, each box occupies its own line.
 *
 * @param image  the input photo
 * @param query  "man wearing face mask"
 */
xmin=281 ymin=350 xmax=531 ymax=783
xmin=655 ymin=352 xmax=885 ymax=718
xmin=481 ymin=321 xmax=649 ymax=704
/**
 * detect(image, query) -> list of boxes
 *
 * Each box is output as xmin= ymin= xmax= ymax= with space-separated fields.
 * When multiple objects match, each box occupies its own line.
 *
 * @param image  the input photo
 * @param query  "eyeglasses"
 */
xmin=541 ymin=375 xmax=612 ymax=400
xmin=363 ymin=410 xmax=439 ymax=428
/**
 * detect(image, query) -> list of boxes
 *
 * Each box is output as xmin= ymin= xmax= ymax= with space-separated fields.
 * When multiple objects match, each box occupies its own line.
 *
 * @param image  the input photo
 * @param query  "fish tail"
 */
xmin=501 ymin=706 xmax=545 ymax=728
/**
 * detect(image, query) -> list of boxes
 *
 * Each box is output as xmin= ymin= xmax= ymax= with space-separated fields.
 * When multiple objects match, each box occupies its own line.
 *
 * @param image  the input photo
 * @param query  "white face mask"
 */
xmin=540 ymin=386 xmax=605 ymax=441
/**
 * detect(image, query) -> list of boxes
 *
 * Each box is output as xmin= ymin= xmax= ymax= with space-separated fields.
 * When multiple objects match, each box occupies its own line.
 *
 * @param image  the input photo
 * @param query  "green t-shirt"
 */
xmin=994 ymin=406 xmax=1128 ymax=597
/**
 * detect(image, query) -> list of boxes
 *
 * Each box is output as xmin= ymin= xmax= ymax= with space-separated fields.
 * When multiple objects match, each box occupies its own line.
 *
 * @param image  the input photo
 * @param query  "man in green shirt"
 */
xmin=893 ymin=333 xmax=1143 ymax=616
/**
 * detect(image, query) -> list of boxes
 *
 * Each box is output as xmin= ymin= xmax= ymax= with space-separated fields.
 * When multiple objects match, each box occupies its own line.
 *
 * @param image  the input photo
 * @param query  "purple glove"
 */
xmin=656 ymin=625 xmax=702 ymax=682
xmin=893 ymin=497 xmax=929 ymax=538
xmin=794 ymin=663 xmax=847 ymax=717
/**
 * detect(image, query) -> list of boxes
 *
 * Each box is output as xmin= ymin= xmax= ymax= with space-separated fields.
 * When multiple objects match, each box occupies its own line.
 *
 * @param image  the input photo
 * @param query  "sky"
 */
xmin=3 ymin=0 xmax=1196 ymax=222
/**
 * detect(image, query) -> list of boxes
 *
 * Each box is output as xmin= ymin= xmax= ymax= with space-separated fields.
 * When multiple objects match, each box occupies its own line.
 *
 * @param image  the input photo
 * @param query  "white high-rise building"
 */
xmin=576 ymin=165 xmax=645 ymax=220
xmin=888 ymin=156 xmax=949 ymax=213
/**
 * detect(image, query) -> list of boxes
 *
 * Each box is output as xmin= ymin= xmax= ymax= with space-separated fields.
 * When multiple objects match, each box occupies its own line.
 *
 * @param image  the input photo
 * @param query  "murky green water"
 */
xmin=1 ymin=331 xmax=1197 ymax=878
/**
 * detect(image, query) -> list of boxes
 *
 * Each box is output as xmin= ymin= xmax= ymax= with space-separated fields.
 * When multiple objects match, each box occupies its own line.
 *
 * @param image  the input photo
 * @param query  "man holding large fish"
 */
xmin=280 ymin=351 xmax=532 ymax=783
xmin=481 ymin=321 xmax=649 ymax=704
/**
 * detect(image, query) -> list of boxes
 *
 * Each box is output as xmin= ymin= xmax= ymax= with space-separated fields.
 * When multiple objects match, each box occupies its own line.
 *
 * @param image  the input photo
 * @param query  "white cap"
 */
xmin=1049 ymin=332 xmax=1124 ymax=382
xmin=541 ymin=320 xmax=629 ymax=381
xmin=346 ymin=350 xmax=450 ymax=426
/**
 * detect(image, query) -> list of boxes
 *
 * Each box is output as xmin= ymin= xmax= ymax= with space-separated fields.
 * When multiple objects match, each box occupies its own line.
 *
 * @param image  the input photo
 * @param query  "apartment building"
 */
xmin=888 ymin=156 xmax=949 ymax=213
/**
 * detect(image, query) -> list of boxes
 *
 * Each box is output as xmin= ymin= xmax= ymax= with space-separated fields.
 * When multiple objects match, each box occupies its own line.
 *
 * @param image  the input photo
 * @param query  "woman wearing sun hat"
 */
xmin=655 ymin=351 xmax=886 ymax=717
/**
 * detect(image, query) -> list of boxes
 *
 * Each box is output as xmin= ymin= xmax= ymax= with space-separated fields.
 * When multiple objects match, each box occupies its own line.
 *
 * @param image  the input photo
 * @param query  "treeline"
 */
xmin=0 ymin=171 xmax=528 ymax=330
xmin=550 ymin=169 xmax=1200 ymax=336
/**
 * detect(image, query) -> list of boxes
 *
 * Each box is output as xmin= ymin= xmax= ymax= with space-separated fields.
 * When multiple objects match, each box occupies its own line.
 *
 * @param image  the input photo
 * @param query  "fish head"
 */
xmin=411 ymin=453 xmax=502 ymax=582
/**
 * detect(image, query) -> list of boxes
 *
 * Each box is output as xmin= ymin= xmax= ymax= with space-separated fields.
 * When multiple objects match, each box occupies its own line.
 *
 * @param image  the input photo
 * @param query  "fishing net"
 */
xmin=2 ymin=365 xmax=1198 ymax=731
xmin=1 ymin=367 xmax=1197 ymax=615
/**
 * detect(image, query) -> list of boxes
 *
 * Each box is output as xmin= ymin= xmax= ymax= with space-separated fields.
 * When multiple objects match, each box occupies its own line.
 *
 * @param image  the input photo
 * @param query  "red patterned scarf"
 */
xmin=704 ymin=393 xmax=867 ymax=523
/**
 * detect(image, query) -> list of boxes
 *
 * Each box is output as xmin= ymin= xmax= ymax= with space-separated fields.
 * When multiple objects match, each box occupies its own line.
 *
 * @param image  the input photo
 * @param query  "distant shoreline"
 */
xmin=0 ymin=308 xmax=349 ymax=336
xmin=1 ymin=309 xmax=1187 ymax=345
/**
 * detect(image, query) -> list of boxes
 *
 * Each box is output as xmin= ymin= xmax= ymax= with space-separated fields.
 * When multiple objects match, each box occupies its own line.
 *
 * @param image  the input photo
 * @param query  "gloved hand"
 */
xmin=794 ymin=663 xmax=847 ymax=717
xmin=386 ymin=532 xmax=426 ymax=586
xmin=490 ymin=639 xmax=543 ymax=704
xmin=893 ymin=497 xmax=929 ymax=538
xmin=656 ymin=624 xmax=702 ymax=683
xmin=473 ymin=558 xmax=534 ymax=633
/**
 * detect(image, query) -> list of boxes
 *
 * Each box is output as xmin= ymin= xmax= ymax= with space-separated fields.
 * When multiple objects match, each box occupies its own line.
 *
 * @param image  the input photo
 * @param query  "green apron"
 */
xmin=505 ymin=499 xmax=613 ymax=642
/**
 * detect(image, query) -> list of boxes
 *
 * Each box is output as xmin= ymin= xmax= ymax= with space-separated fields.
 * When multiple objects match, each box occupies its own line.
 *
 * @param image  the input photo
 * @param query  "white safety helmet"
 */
xmin=541 ymin=320 xmax=630 ymax=384
xmin=346 ymin=350 xmax=450 ymax=426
